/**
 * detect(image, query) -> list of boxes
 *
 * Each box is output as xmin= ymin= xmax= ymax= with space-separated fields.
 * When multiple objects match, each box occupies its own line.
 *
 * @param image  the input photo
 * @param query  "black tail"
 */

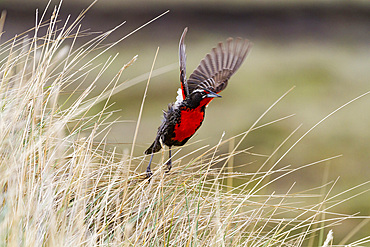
xmin=145 ymin=136 xmax=162 ymax=155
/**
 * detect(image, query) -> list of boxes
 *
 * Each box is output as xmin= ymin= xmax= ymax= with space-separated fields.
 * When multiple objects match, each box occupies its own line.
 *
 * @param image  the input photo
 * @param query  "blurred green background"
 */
xmin=1 ymin=0 xmax=369 ymax=240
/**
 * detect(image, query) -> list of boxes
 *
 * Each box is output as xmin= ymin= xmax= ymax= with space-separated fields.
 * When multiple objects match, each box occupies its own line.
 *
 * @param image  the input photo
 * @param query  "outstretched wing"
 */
xmin=187 ymin=38 xmax=252 ymax=94
xmin=179 ymin=27 xmax=189 ymax=99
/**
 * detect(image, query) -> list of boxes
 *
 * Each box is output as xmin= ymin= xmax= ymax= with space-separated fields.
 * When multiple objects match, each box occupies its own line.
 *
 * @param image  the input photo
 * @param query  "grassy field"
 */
xmin=103 ymin=19 xmax=370 ymax=227
xmin=0 ymin=2 xmax=369 ymax=246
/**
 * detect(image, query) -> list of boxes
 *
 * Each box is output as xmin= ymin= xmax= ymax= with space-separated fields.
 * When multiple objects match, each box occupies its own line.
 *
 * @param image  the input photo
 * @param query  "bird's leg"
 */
xmin=146 ymin=153 xmax=154 ymax=178
xmin=146 ymin=138 xmax=159 ymax=179
xmin=165 ymin=146 xmax=172 ymax=173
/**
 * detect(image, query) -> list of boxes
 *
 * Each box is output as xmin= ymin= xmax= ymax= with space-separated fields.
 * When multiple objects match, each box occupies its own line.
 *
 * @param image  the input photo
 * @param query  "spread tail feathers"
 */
xmin=145 ymin=136 xmax=162 ymax=154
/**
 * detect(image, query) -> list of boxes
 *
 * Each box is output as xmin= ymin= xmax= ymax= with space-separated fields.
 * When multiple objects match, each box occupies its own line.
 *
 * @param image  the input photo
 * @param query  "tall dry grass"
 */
xmin=0 ymin=2 xmax=369 ymax=246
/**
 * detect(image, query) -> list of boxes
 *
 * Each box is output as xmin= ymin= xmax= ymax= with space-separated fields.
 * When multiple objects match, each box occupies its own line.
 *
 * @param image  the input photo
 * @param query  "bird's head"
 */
xmin=185 ymin=88 xmax=221 ymax=109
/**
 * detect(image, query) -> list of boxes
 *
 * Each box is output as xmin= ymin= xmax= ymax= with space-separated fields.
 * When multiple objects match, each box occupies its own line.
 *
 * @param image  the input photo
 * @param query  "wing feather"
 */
xmin=187 ymin=38 xmax=252 ymax=94
xmin=179 ymin=27 xmax=189 ymax=99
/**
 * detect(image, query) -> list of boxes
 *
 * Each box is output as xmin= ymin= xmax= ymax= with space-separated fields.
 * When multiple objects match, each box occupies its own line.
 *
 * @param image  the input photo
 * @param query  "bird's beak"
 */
xmin=206 ymin=91 xmax=222 ymax=98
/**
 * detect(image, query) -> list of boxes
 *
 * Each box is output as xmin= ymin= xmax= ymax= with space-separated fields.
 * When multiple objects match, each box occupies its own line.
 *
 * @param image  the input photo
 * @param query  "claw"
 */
xmin=146 ymin=167 xmax=153 ymax=178
xmin=165 ymin=159 xmax=172 ymax=173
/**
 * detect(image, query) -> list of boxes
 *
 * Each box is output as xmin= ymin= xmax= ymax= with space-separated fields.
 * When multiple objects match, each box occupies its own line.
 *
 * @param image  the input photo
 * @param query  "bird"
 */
xmin=145 ymin=27 xmax=252 ymax=178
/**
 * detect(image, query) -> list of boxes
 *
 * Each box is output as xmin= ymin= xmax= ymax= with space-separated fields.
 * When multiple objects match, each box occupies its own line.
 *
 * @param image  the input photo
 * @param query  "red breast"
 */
xmin=172 ymin=109 xmax=202 ymax=142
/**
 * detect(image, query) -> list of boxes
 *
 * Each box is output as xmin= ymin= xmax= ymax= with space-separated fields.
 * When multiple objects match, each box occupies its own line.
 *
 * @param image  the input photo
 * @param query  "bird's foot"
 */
xmin=165 ymin=160 xmax=172 ymax=173
xmin=146 ymin=167 xmax=153 ymax=181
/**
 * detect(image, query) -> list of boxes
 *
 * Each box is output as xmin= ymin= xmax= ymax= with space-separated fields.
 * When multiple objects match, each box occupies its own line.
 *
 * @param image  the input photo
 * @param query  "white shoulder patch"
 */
xmin=174 ymin=88 xmax=183 ymax=108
